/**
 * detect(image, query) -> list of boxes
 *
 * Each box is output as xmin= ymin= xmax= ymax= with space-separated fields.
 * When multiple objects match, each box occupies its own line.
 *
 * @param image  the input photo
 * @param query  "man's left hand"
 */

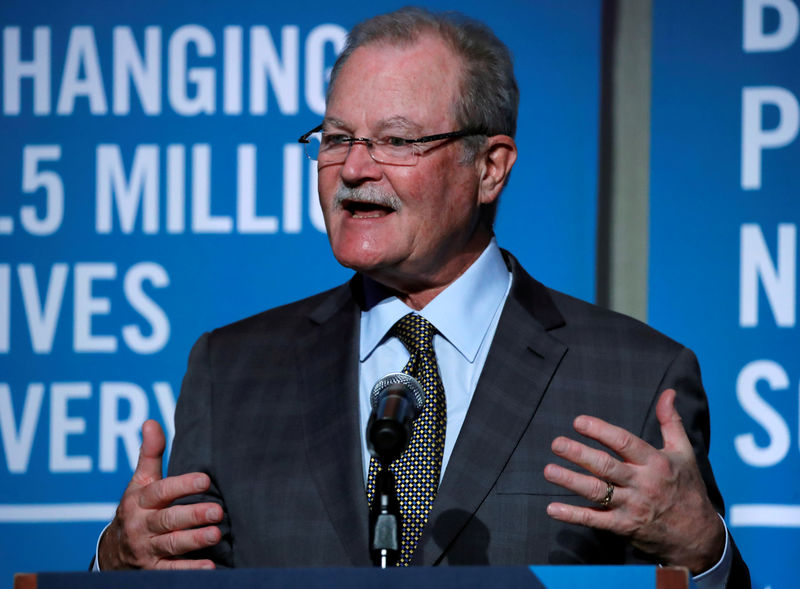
xmin=543 ymin=388 xmax=725 ymax=574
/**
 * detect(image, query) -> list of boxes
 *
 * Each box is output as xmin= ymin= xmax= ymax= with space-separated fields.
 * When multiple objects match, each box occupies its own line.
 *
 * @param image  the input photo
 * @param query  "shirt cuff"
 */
xmin=691 ymin=514 xmax=732 ymax=589
xmin=92 ymin=521 xmax=113 ymax=572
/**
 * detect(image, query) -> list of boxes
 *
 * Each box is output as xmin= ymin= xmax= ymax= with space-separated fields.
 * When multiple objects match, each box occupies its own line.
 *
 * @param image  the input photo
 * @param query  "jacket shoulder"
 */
xmin=546 ymin=286 xmax=683 ymax=354
xmin=209 ymin=281 xmax=355 ymax=339
xmin=504 ymin=250 xmax=684 ymax=356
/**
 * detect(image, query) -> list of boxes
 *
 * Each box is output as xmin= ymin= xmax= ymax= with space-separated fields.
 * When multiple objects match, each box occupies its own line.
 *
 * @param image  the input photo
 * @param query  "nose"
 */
xmin=340 ymin=140 xmax=383 ymax=184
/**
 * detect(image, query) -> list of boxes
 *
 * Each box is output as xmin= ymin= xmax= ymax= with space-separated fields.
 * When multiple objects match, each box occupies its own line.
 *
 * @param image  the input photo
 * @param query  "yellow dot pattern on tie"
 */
xmin=366 ymin=313 xmax=446 ymax=566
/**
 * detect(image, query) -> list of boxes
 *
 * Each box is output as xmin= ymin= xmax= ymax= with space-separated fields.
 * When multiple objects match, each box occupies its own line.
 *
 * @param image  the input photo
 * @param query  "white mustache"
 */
xmin=333 ymin=185 xmax=402 ymax=212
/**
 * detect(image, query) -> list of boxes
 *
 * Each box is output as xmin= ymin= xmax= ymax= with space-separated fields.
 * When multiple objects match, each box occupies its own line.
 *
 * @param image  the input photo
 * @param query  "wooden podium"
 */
xmin=14 ymin=566 xmax=694 ymax=588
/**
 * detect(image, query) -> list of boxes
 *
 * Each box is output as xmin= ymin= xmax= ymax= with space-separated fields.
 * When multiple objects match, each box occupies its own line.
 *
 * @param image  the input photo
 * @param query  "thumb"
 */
xmin=656 ymin=388 xmax=692 ymax=453
xmin=130 ymin=419 xmax=166 ymax=488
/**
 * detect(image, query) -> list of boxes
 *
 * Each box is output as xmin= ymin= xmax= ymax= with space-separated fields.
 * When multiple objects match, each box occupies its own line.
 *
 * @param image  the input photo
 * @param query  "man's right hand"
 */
xmin=97 ymin=419 xmax=223 ymax=570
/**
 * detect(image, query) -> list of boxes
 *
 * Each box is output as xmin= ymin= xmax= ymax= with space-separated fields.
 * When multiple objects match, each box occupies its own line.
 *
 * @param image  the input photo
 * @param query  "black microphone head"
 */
xmin=370 ymin=372 xmax=425 ymax=415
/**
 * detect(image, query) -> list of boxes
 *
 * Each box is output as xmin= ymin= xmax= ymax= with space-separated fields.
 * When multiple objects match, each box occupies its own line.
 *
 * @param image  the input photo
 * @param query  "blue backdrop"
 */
xmin=0 ymin=1 xmax=600 ymax=585
xmin=650 ymin=1 xmax=800 ymax=588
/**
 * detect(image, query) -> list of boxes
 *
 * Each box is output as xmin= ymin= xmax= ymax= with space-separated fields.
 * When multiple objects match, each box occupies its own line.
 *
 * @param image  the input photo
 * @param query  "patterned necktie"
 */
xmin=366 ymin=313 xmax=447 ymax=566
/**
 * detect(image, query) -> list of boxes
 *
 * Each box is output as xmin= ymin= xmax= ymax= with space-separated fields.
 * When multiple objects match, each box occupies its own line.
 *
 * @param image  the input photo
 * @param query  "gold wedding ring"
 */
xmin=599 ymin=482 xmax=615 ymax=508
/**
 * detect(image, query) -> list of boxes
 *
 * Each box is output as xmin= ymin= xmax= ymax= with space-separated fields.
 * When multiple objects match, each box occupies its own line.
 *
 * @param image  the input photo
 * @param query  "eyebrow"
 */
xmin=321 ymin=116 xmax=423 ymax=135
xmin=374 ymin=116 xmax=423 ymax=134
xmin=322 ymin=117 xmax=349 ymax=132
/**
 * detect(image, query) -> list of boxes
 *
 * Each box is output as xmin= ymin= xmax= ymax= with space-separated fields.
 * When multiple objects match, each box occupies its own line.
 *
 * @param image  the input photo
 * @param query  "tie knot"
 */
xmin=393 ymin=313 xmax=435 ymax=355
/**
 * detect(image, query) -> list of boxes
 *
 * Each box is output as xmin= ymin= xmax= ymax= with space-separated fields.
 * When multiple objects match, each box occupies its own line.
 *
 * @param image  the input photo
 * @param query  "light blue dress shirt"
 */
xmin=358 ymin=238 xmax=511 ymax=480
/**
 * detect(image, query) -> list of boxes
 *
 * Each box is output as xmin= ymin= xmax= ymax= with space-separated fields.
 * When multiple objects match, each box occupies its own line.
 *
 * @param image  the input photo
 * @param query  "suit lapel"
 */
xmin=299 ymin=279 xmax=372 ymax=566
xmin=417 ymin=254 xmax=568 ymax=565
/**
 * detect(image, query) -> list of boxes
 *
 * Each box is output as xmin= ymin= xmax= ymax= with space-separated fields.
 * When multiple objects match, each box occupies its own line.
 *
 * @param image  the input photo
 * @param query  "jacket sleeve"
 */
xmin=167 ymin=332 xmax=234 ymax=568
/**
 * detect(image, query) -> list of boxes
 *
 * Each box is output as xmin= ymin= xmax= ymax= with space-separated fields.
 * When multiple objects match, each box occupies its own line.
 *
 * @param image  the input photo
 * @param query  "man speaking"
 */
xmin=96 ymin=7 xmax=749 ymax=587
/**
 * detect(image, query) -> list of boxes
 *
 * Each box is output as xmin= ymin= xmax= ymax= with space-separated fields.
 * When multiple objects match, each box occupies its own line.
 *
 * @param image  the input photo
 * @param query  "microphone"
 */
xmin=367 ymin=373 xmax=425 ymax=463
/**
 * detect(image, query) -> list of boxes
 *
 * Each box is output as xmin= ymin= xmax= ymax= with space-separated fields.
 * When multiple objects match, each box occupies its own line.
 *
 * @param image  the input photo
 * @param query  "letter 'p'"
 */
xmin=741 ymin=86 xmax=799 ymax=190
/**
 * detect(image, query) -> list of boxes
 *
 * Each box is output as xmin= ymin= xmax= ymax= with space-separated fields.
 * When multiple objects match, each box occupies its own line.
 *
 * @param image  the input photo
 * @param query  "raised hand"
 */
xmin=543 ymin=388 xmax=725 ymax=574
xmin=98 ymin=420 xmax=223 ymax=570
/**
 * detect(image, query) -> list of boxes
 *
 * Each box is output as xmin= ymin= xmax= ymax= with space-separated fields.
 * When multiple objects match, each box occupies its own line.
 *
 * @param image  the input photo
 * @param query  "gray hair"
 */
xmin=327 ymin=7 xmax=519 ymax=163
xmin=326 ymin=7 xmax=519 ymax=227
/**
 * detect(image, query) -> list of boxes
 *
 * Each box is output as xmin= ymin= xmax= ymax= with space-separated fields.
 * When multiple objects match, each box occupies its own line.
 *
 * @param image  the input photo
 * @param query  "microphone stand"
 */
xmin=369 ymin=467 xmax=400 ymax=568
xmin=366 ymin=373 xmax=424 ymax=568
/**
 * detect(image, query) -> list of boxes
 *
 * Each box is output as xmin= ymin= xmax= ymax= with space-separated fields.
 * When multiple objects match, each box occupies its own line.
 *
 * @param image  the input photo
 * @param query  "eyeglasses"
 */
xmin=297 ymin=123 xmax=483 ymax=166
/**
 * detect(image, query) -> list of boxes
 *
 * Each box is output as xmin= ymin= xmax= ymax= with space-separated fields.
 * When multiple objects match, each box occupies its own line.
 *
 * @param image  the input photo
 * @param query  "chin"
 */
xmin=332 ymin=247 xmax=382 ymax=274
xmin=331 ymin=233 xmax=391 ymax=272
xmin=333 ymin=241 xmax=406 ymax=278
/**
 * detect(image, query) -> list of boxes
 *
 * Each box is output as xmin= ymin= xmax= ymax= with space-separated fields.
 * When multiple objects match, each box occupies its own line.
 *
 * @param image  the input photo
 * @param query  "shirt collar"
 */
xmin=359 ymin=239 xmax=511 ymax=363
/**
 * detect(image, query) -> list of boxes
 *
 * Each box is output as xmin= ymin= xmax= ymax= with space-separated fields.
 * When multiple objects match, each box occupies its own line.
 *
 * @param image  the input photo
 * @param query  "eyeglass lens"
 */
xmin=303 ymin=134 xmax=417 ymax=166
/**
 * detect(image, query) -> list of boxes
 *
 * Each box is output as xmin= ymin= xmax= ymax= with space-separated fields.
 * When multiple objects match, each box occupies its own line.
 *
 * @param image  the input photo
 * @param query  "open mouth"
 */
xmin=343 ymin=199 xmax=396 ymax=219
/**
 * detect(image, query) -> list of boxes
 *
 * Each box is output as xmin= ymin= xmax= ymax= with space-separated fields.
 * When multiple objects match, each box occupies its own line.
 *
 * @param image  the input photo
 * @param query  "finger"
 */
xmin=155 ymin=559 xmax=216 ymax=571
xmin=656 ymin=388 xmax=693 ymax=453
xmin=150 ymin=525 xmax=222 ymax=558
xmin=544 ymin=463 xmax=618 ymax=503
xmin=546 ymin=501 xmax=615 ymax=531
xmin=138 ymin=472 xmax=211 ymax=510
xmin=147 ymin=502 xmax=223 ymax=535
xmin=550 ymin=436 xmax=633 ymax=484
xmin=573 ymin=415 xmax=655 ymax=465
xmin=130 ymin=420 xmax=166 ymax=488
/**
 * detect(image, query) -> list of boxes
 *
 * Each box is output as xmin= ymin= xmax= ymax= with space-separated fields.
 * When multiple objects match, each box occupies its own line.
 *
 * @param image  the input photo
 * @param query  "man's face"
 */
xmin=318 ymin=35 xmax=493 ymax=300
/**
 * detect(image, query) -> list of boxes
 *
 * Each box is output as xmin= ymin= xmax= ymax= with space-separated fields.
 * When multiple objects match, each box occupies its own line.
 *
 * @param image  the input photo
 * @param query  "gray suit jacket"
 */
xmin=168 ymin=252 xmax=749 ymax=585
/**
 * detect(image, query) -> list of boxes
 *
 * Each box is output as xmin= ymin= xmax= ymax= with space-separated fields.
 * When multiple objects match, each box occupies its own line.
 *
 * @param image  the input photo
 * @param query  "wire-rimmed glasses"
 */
xmin=297 ymin=124 xmax=483 ymax=166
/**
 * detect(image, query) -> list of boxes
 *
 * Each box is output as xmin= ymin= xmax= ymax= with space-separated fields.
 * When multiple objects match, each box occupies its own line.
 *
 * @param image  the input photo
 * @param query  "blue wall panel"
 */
xmin=651 ymin=2 xmax=800 ymax=587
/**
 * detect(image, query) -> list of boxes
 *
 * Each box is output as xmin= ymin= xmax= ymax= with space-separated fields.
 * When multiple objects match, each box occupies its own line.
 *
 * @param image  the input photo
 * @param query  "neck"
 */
xmin=365 ymin=235 xmax=493 ymax=310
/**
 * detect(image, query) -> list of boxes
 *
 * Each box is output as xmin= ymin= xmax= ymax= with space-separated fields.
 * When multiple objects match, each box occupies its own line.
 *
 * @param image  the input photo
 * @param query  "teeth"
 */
xmin=352 ymin=211 xmax=386 ymax=219
xmin=345 ymin=200 xmax=393 ymax=219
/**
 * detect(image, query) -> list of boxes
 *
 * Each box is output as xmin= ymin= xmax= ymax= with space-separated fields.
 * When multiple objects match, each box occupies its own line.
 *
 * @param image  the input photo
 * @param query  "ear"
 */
xmin=477 ymin=135 xmax=517 ymax=205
